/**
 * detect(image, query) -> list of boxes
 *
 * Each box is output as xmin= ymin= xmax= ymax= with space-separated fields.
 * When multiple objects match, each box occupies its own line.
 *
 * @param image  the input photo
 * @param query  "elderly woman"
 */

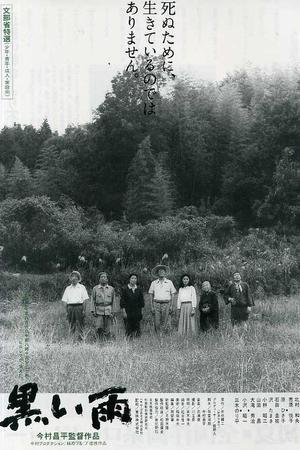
xmin=177 ymin=274 xmax=197 ymax=336
xmin=199 ymin=281 xmax=219 ymax=331
xmin=120 ymin=273 xmax=144 ymax=338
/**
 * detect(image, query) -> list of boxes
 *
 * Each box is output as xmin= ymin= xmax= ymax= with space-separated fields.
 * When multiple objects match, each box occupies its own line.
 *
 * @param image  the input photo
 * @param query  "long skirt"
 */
xmin=178 ymin=302 xmax=196 ymax=336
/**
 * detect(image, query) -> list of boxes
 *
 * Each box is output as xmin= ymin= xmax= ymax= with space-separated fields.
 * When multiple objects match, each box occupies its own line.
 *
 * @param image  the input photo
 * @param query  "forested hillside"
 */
xmin=0 ymin=58 xmax=299 ymax=291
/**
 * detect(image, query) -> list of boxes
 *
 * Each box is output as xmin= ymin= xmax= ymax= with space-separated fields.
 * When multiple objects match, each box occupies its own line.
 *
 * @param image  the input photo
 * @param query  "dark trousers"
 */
xmin=67 ymin=304 xmax=84 ymax=337
xmin=231 ymin=306 xmax=249 ymax=326
xmin=200 ymin=312 xmax=219 ymax=332
xmin=123 ymin=316 xmax=141 ymax=338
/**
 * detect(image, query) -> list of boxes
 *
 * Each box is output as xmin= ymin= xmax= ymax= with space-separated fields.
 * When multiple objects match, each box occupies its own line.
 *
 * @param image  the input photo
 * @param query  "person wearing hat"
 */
xmin=148 ymin=264 xmax=176 ymax=334
xmin=224 ymin=272 xmax=254 ymax=326
xmin=91 ymin=272 xmax=116 ymax=339
xmin=61 ymin=271 xmax=89 ymax=339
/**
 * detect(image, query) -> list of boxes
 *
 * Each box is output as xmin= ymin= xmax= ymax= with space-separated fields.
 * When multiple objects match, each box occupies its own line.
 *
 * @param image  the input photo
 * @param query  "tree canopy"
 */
xmin=0 ymin=65 xmax=298 ymax=233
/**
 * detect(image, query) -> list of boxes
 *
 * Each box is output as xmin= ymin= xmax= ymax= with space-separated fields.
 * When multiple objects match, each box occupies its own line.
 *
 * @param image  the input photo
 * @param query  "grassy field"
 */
xmin=1 ymin=288 xmax=300 ymax=393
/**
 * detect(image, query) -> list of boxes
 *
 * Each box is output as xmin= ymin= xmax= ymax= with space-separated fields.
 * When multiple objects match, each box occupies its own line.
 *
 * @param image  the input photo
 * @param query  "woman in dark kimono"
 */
xmin=199 ymin=281 xmax=219 ymax=331
xmin=120 ymin=273 xmax=144 ymax=338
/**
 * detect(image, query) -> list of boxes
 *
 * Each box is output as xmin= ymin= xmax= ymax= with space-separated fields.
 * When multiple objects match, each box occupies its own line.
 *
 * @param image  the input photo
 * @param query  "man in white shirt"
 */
xmin=148 ymin=265 xmax=176 ymax=333
xmin=62 ymin=271 xmax=89 ymax=339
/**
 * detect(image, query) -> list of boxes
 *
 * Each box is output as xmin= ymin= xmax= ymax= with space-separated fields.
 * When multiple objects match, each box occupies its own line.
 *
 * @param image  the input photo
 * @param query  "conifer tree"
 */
xmin=7 ymin=157 xmax=33 ymax=199
xmin=34 ymin=143 xmax=65 ymax=200
xmin=38 ymin=119 xmax=52 ymax=142
xmin=125 ymin=137 xmax=175 ymax=223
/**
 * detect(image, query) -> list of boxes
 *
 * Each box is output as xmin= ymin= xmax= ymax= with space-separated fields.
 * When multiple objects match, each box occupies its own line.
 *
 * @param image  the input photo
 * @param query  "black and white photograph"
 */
xmin=0 ymin=0 xmax=300 ymax=448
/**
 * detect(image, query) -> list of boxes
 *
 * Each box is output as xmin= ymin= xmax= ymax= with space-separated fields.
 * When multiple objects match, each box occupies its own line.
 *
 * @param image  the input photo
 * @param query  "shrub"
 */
xmin=0 ymin=196 xmax=95 ymax=271
xmin=0 ymin=200 xmax=298 ymax=296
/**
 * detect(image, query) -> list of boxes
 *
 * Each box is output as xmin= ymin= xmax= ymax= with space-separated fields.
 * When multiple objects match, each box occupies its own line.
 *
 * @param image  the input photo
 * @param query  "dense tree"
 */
xmin=0 ymin=67 xmax=299 ymax=231
xmin=7 ymin=157 xmax=33 ymax=199
xmin=38 ymin=119 xmax=53 ymax=143
xmin=90 ymin=54 xmax=172 ymax=216
xmin=256 ymin=148 xmax=300 ymax=232
xmin=211 ymin=83 xmax=251 ymax=209
xmin=220 ymin=69 xmax=255 ymax=109
xmin=152 ymin=152 xmax=176 ymax=216
xmin=213 ymin=143 xmax=265 ymax=226
xmin=0 ymin=121 xmax=53 ymax=170
xmin=15 ymin=125 xmax=42 ymax=169
xmin=0 ymin=125 xmax=20 ymax=167
xmin=167 ymin=78 xmax=218 ymax=207
xmin=212 ymin=72 xmax=300 ymax=226
xmin=34 ymin=136 xmax=68 ymax=200
xmin=125 ymin=136 xmax=174 ymax=223
xmin=59 ymin=125 xmax=101 ymax=207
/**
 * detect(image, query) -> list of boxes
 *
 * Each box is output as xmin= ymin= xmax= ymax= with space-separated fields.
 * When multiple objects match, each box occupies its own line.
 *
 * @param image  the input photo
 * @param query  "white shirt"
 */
xmin=177 ymin=286 xmax=197 ymax=309
xmin=62 ymin=283 xmax=89 ymax=304
xmin=148 ymin=278 xmax=176 ymax=301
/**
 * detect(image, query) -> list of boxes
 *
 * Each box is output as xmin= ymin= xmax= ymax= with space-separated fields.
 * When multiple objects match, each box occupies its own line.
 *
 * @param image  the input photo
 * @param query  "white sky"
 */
xmin=1 ymin=0 xmax=300 ymax=133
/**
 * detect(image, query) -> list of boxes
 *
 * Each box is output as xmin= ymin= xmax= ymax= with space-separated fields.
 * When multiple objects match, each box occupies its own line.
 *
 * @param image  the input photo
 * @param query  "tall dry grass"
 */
xmin=1 ymin=289 xmax=300 ymax=393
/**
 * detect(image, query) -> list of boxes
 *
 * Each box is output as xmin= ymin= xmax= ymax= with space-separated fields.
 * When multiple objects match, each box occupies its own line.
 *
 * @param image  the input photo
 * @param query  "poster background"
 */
xmin=1 ymin=0 xmax=300 ymax=448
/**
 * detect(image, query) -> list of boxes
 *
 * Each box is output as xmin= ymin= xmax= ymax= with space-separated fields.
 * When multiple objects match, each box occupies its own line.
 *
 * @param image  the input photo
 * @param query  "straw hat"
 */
xmin=151 ymin=264 xmax=170 ymax=278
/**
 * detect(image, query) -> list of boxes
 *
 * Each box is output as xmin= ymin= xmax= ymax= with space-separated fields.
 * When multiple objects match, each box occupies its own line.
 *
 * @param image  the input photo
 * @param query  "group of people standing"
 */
xmin=61 ymin=264 xmax=254 ymax=340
